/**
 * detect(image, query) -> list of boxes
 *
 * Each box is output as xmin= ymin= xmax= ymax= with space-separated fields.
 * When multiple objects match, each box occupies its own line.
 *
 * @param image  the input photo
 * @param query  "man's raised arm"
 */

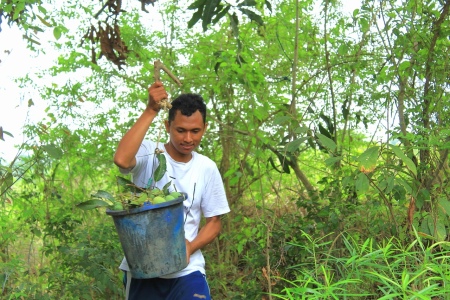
xmin=113 ymin=81 xmax=168 ymax=169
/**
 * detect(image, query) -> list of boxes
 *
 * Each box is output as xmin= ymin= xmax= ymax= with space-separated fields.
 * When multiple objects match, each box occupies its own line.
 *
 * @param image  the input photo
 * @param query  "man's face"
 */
xmin=164 ymin=110 xmax=207 ymax=162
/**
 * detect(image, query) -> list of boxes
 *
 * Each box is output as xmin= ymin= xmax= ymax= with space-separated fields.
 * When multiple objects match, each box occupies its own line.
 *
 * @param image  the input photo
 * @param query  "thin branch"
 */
xmin=323 ymin=0 xmax=337 ymax=143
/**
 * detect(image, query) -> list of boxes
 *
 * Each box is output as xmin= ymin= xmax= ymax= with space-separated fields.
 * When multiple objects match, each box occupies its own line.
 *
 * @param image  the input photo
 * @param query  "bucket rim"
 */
xmin=105 ymin=193 xmax=185 ymax=217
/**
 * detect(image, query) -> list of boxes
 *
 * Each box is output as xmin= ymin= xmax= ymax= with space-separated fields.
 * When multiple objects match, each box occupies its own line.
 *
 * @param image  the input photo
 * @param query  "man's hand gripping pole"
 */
xmin=153 ymin=60 xmax=182 ymax=109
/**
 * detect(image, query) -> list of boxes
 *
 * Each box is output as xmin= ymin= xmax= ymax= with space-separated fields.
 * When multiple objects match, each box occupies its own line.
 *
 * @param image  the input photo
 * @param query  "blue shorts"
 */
xmin=124 ymin=271 xmax=211 ymax=300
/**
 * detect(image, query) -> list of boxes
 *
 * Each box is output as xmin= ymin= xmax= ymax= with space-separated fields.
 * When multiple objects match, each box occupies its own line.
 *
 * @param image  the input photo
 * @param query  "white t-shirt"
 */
xmin=118 ymin=140 xmax=230 ymax=278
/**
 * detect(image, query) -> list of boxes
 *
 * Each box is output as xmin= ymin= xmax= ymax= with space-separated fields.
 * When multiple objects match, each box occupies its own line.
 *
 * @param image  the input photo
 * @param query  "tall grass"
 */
xmin=271 ymin=229 xmax=450 ymax=299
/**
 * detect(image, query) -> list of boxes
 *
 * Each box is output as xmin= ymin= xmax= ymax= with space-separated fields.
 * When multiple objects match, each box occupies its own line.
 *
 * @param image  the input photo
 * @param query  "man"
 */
xmin=114 ymin=81 xmax=230 ymax=300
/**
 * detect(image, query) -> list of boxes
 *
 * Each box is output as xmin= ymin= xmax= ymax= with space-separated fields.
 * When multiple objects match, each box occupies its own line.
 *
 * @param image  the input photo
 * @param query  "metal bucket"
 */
xmin=106 ymin=196 xmax=187 ymax=279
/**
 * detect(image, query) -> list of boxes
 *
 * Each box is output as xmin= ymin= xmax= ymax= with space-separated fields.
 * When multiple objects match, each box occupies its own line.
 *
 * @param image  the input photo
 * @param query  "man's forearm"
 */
xmin=114 ymin=108 xmax=158 ymax=169
xmin=187 ymin=216 xmax=222 ymax=256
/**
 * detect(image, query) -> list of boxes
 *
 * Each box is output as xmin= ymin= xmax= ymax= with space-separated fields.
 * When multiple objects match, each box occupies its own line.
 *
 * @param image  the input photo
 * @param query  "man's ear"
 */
xmin=203 ymin=122 xmax=208 ymax=133
xmin=164 ymin=120 xmax=170 ymax=132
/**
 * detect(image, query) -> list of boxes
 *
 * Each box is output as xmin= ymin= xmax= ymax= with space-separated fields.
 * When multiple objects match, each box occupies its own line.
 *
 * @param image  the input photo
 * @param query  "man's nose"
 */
xmin=184 ymin=132 xmax=193 ymax=142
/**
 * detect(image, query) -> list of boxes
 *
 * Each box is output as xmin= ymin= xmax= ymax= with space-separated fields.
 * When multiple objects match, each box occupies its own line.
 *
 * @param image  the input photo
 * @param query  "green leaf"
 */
xmin=319 ymin=113 xmax=334 ymax=135
xmin=324 ymin=156 xmax=342 ymax=167
xmin=285 ymin=137 xmax=307 ymax=153
xmin=117 ymin=176 xmax=133 ymax=186
xmin=342 ymin=176 xmax=353 ymax=188
xmin=76 ymin=199 xmax=110 ymax=210
xmin=390 ymin=145 xmax=417 ymax=176
xmin=356 ymin=146 xmax=379 ymax=173
xmin=162 ymin=181 xmax=172 ymax=194
xmin=438 ymin=197 xmax=450 ymax=216
xmin=187 ymin=0 xmax=207 ymax=9
xmin=318 ymin=123 xmax=332 ymax=139
xmin=359 ymin=17 xmax=369 ymax=32
xmin=188 ymin=6 xmax=204 ymax=28
xmin=265 ymin=0 xmax=272 ymax=12
xmin=42 ymin=144 xmax=63 ymax=159
xmin=237 ymin=0 xmax=257 ymax=7
xmin=38 ymin=5 xmax=47 ymax=14
xmin=307 ymin=136 xmax=315 ymax=149
xmin=1 ymin=172 xmax=13 ymax=195
xmin=212 ymin=4 xmax=230 ymax=25
xmin=416 ymin=189 xmax=429 ymax=209
xmin=268 ymin=157 xmax=282 ymax=173
xmin=154 ymin=153 xmax=167 ymax=182
xmin=229 ymin=171 xmax=242 ymax=186
xmin=53 ymin=26 xmax=62 ymax=40
xmin=435 ymin=224 xmax=447 ymax=242
xmin=254 ymin=106 xmax=268 ymax=121
xmin=92 ymin=190 xmax=115 ymax=201
xmin=338 ymin=44 xmax=348 ymax=55
xmin=391 ymin=184 xmax=406 ymax=201
xmin=294 ymin=126 xmax=308 ymax=134
xmin=355 ymin=173 xmax=369 ymax=195
xmin=223 ymin=167 xmax=238 ymax=178
xmin=202 ymin=0 xmax=220 ymax=31
xmin=13 ymin=2 xmax=25 ymax=20
xmin=381 ymin=175 xmax=395 ymax=193
xmin=399 ymin=61 xmax=411 ymax=72
xmin=31 ymin=228 xmax=42 ymax=237
xmin=37 ymin=15 xmax=51 ymax=27
xmin=396 ymin=177 xmax=412 ymax=194
xmin=427 ymin=215 xmax=447 ymax=242
xmin=276 ymin=153 xmax=290 ymax=174
xmin=0 ymin=128 xmax=14 ymax=140
xmin=316 ymin=134 xmax=336 ymax=152
xmin=341 ymin=99 xmax=349 ymax=120
xmin=116 ymin=176 xmax=140 ymax=192
xmin=230 ymin=12 xmax=240 ymax=39
xmin=128 ymin=193 xmax=147 ymax=206
xmin=274 ymin=116 xmax=291 ymax=125
xmin=239 ymin=8 xmax=264 ymax=26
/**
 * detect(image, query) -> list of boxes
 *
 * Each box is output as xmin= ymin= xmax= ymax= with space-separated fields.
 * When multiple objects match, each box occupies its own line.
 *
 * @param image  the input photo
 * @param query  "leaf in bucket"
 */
xmin=154 ymin=153 xmax=167 ymax=182
xmin=77 ymin=199 xmax=110 ymax=210
xmin=117 ymin=176 xmax=133 ymax=187
xmin=130 ymin=193 xmax=148 ymax=206
xmin=162 ymin=180 xmax=172 ymax=195
xmin=117 ymin=176 xmax=139 ymax=193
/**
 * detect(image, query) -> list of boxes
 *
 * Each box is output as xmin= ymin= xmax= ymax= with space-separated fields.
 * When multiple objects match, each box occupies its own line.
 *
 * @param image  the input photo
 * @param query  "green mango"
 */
xmin=113 ymin=202 xmax=123 ymax=210
xmin=165 ymin=195 xmax=175 ymax=201
xmin=170 ymin=192 xmax=181 ymax=199
xmin=153 ymin=196 xmax=165 ymax=204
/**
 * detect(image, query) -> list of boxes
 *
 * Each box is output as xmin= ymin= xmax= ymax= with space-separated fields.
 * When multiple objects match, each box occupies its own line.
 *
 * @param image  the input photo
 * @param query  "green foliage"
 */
xmin=76 ymin=175 xmax=182 ymax=210
xmin=187 ymin=0 xmax=268 ymax=32
xmin=2 ymin=0 xmax=450 ymax=298
xmin=272 ymin=231 xmax=450 ymax=299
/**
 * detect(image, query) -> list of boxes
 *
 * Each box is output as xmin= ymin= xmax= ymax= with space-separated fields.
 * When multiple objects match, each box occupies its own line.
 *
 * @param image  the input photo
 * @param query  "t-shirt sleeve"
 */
xmin=118 ymin=140 xmax=156 ymax=188
xmin=201 ymin=161 xmax=230 ymax=218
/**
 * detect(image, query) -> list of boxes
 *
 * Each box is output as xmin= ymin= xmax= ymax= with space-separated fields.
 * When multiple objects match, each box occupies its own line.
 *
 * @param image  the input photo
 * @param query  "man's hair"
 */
xmin=168 ymin=93 xmax=207 ymax=124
